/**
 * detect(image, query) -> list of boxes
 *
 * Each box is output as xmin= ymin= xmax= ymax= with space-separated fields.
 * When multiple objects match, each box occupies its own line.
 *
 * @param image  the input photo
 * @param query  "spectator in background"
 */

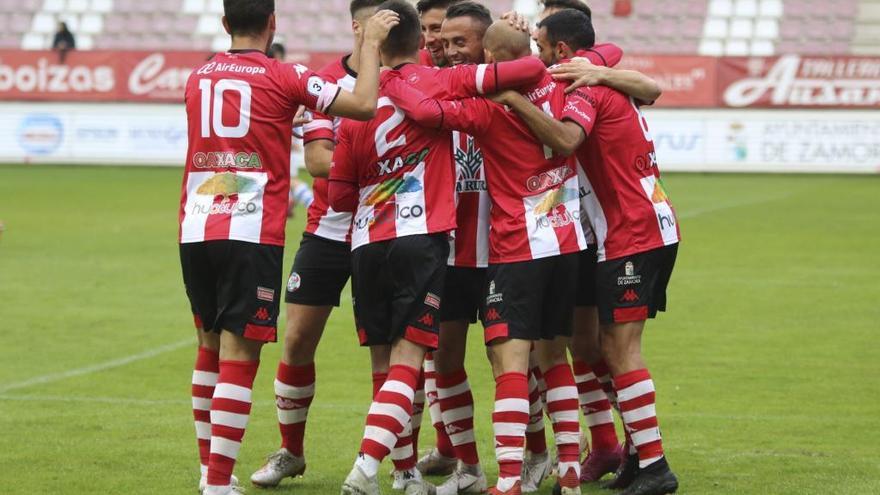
xmin=52 ymin=22 xmax=75 ymax=62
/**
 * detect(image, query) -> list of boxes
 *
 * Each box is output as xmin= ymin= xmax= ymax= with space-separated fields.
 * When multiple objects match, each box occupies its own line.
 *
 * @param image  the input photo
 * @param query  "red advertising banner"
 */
xmin=0 ymin=50 xmax=345 ymax=103
xmin=618 ymin=55 xmax=718 ymax=107
xmin=719 ymin=55 xmax=880 ymax=108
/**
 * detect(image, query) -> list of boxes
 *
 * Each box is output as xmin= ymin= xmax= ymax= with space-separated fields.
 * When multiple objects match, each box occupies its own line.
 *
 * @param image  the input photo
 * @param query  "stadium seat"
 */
xmin=68 ymin=0 xmax=90 ymax=13
xmin=734 ymin=0 xmax=758 ymax=17
xmin=21 ymin=32 xmax=47 ymax=49
xmin=90 ymin=0 xmax=113 ymax=13
xmin=42 ymin=0 xmax=66 ymax=13
xmin=79 ymin=13 xmax=103 ymax=34
xmin=709 ymin=0 xmax=734 ymax=17
xmin=758 ymin=0 xmax=782 ymax=18
xmin=31 ymin=12 xmax=57 ymax=33
xmin=729 ymin=18 xmax=754 ymax=38
xmin=183 ymin=0 xmax=203 ymax=14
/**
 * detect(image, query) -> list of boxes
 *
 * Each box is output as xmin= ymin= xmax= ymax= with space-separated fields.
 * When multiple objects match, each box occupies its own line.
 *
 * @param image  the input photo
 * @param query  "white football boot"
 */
xmin=435 ymin=463 xmax=487 ymax=495
xmin=392 ymin=468 xmax=435 ymax=494
xmin=520 ymin=451 xmax=552 ymax=493
xmin=202 ymin=484 xmax=245 ymax=495
xmin=198 ymin=468 xmax=239 ymax=494
xmin=250 ymin=448 xmax=306 ymax=487
xmin=341 ymin=465 xmax=380 ymax=495
xmin=416 ymin=448 xmax=457 ymax=476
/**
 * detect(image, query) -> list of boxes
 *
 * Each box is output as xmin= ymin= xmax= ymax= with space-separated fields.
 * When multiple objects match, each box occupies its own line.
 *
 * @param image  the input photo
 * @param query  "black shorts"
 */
xmin=351 ymin=234 xmax=449 ymax=349
xmin=285 ymin=233 xmax=351 ymax=306
xmin=481 ymin=253 xmax=578 ymax=345
xmin=180 ymin=240 xmax=283 ymax=343
xmin=440 ymin=266 xmax=487 ymax=323
xmin=596 ymin=243 xmax=678 ymax=325
xmin=575 ymin=245 xmax=598 ymax=308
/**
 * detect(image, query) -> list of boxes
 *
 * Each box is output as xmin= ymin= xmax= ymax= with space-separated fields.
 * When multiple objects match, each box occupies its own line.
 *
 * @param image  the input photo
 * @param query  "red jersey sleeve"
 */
xmin=302 ymin=110 xmax=335 ymax=143
xmin=382 ymin=74 xmax=494 ymax=136
xmin=561 ymin=87 xmax=598 ymax=137
xmin=434 ymin=57 xmax=547 ymax=98
xmin=329 ymin=122 xmax=358 ymax=184
xmin=279 ymin=62 xmax=343 ymax=114
xmin=575 ymin=43 xmax=623 ymax=68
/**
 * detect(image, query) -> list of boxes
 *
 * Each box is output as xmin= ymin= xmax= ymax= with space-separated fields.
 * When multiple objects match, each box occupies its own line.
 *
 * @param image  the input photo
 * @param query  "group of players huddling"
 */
xmin=178 ymin=1 xmax=681 ymax=495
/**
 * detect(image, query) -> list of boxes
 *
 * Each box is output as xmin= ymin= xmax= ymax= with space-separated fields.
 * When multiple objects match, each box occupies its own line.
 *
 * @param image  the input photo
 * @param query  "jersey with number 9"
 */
xmin=179 ymin=50 xmax=341 ymax=247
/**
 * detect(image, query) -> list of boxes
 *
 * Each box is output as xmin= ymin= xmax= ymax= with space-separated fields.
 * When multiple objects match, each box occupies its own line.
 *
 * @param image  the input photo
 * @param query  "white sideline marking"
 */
xmin=0 ymin=338 xmax=194 ymax=393
xmin=677 ymin=193 xmax=794 ymax=220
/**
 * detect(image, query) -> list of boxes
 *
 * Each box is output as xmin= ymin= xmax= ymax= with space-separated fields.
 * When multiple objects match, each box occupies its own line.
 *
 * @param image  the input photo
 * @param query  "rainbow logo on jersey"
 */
xmin=196 ymin=172 xmax=259 ymax=199
xmin=651 ymin=179 xmax=669 ymax=204
xmin=534 ymin=187 xmax=579 ymax=215
xmin=364 ymin=175 xmax=423 ymax=206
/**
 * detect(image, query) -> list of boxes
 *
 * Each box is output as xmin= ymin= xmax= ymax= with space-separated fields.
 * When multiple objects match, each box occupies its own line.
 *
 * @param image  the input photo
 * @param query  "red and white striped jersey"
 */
xmin=179 ymin=51 xmax=340 ymax=246
xmin=300 ymin=55 xmax=358 ymax=242
xmin=449 ymin=130 xmax=490 ymax=268
xmin=572 ymin=86 xmax=680 ymax=261
xmin=382 ymin=72 xmax=590 ymax=263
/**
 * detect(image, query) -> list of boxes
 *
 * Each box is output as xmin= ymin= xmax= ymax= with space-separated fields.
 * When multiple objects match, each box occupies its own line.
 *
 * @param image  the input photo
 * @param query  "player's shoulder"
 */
xmin=317 ymin=55 xmax=352 ymax=81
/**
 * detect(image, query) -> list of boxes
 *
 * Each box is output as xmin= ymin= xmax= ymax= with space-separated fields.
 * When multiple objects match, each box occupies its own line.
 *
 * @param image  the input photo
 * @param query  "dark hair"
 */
xmin=415 ymin=0 xmax=463 ymax=15
xmin=223 ymin=0 xmax=275 ymax=36
xmin=350 ymin=0 xmax=385 ymax=19
xmin=542 ymin=0 xmax=591 ymax=18
xmin=538 ymin=8 xmax=595 ymax=51
xmin=445 ymin=2 xmax=492 ymax=31
xmin=267 ymin=43 xmax=285 ymax=59
xmin=377 ymin=0 xmax=422 ymax=58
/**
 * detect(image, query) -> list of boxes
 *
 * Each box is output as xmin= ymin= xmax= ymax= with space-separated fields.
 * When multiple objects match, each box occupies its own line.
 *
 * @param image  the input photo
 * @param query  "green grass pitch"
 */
xmin=0 ymin=165 xmax=878 ymax=494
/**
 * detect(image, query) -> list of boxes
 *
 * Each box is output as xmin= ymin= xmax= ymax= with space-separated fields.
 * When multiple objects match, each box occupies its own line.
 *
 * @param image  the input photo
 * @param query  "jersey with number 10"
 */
xmin=179 ymin=50 xmax=340 ymax=246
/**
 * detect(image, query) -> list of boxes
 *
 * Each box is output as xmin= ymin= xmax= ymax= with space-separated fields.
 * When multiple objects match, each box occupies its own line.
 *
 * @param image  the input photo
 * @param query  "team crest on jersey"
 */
xmin=287 ymin=272 xmax=302 ymax=292
xmin=453 ymin=136 xmax=487 ymax=193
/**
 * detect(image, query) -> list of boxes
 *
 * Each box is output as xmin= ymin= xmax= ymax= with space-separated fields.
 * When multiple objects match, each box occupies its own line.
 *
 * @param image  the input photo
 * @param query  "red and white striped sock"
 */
xmin=573 ymin=359 xmax=619 ymax=452
xmin=357 ymin=364 xmax=420 ymax=478
xmin=206 ymin=360 xmax=260 ymax=488
xmin=525 ymin=367 xmax=547 ymax=455
xmin=544 ymin=364 xmax=581 ymax=482
xmin=614 ymin=369 xmax=664 ymax=468
xmin=391 ymin=421 xmax=416 ymax=471
xmin=424 ymin=354 xmax=455 ymax=458
xmin=437 ymin=369 xmax=480 ymax=465
xmin=275 ymin=361 xmax=315 ymax=457
xmin=592 ymin=359 xmax=618 ymax=411
xmin=372 ymin=371 xmax=388 ymax=398
xmin=493 ymin=372 xmax=529 ymax=492
xmin=192 ymin=347 xmax=219 ymax=472
xmin=411 ymin=369 xmax=425 ymax=457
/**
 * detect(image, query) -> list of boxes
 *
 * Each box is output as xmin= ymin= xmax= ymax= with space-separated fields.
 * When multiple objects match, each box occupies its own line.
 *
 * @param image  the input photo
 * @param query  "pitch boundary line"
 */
xmin=0 ymin=338 xmax=194 ymax=394
xmin=677 ymin=192 xmax=794 ymax=220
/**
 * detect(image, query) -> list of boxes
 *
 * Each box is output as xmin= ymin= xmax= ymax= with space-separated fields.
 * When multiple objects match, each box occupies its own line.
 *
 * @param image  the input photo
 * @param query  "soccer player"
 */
xmin=249 ymin=0 xmax=392 ymax=489
xmin=416 ymin=0 xmax=463 ymax=67
xmin=383 ymin=20 xmax=604 ymax=495
xmin=495 ymin=9 xmax=680 ymax=495
xmin=179 ymin=1 xmax=398 ymax=494
xmin=327 ymin=2 xmax=555 ymax=494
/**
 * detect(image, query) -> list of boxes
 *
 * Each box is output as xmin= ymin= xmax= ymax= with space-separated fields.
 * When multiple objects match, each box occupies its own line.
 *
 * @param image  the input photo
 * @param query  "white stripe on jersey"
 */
xmin=475 ymin=190 xmax=490 ymax=266
xmin=475 ymin=64 xmax=488 ymax=94
xmin=392 ymin=162 xmax=429 ymax=239
xmin=575 ymin=161 xmax=610 ymax=261
xmin=313 ymin=207 xmax=352 ymax=241
xmin=575 ymin=162 xmax=597 ymax=245
xmin=180 ymin=172 xmax=213 ymax=243
xmin=639 ymin=175 xmax=680 ymax=247
xmin=227 ymin=171 xmax=267 ymax=242
xmin=521 ymin=174 xmax=586 ymax=260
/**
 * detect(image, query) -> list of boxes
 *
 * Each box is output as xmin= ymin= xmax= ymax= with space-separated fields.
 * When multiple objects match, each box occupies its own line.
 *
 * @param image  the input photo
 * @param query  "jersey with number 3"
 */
xmin=179 ymin=50 xmax=340 ymax=246
xmin=572 ymin=86 xmax=681 ymax=261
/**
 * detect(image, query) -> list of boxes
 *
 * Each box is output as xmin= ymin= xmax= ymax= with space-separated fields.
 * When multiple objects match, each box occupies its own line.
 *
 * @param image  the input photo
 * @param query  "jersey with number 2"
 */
xmin=179 ymin=50 xmax=341 ymax=246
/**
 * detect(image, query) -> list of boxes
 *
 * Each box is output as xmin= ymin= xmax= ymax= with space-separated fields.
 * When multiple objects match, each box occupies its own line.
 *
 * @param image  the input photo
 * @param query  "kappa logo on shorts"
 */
xmin=419 ymin=312 xmax=435 ymax=327
xmin=486 ymin=280 xmax=503 ymax=304
xmin=287 ymin=272 xmax=302 ymax=292
xmin=617 ymin=261 xmax=642 ymax=286
xmin=424 ymin=292 xmax=441 ymax=310
xmin=254 ymin=307 xmax=270 ymax=321
xmin=257 ymin=286 xmax=275 ymax=302
xmin=619 ymin=289 xmax=640 ymax=303
xmin=485 ymin=307 xmax=502 ymax=322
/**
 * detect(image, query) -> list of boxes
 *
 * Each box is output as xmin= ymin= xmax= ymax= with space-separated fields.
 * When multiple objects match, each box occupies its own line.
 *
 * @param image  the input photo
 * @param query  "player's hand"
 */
xmin=550 ymin=57 xmax=609 ymax=93
xmin=500 ymin=11 xmax=530 ymax=33
xmin=364 ymin=10 xmax=400 ymax=43
xmin=292 ymin=105 xmax=311 ymax=127
xmin=489 ymin=90 xmax=518 ymax=106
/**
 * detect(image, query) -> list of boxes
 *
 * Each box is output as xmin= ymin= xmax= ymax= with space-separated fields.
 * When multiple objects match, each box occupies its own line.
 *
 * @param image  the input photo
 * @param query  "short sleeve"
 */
xmin=280 ymin=62 xmax=342 ymax=115
xmin=329 ymin=122 xmax=357 ymax=184
xmin=561 ymin=88 xmax=598 ymax=137
xmin=302 ymin=111 xmax=335 ymax=144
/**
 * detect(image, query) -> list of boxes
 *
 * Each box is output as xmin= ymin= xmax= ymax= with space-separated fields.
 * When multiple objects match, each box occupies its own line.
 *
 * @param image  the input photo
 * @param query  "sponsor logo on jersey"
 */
xmin=196 ymin=172 xmax=259 ymax=198
xmin=534 ymin=187 xmax=581 ymax=230
xmin=374 ymin=147 xmax=430 ymax=178
xmin=287 ymin=272 xmax=302 ymax=292
xmin=527 ymin=166 xmax=571 ymax=192
xmin=197 ymin=62 xmax=266 ymax=76
xmin=256 ymin=286 xmax=275 ymax=302
xmin=365 ymin=175 xmax=423 ymax=206
xmin=454 ymin=136 xmax=487 ymax=193
xmin=424 ymin=292 xmax=441 ymax=310
xmin=618 ymin=262 xmax=641 ymax=286
xmin=192 ymin=151 xmax=263 ymax=169
xmin=486 ymin=280 xmax=503 ymax=304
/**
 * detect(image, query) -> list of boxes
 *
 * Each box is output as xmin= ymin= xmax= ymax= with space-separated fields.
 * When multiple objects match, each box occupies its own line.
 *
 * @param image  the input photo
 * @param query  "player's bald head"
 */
xmin=483 ymin=20 xmax=532 ymax=62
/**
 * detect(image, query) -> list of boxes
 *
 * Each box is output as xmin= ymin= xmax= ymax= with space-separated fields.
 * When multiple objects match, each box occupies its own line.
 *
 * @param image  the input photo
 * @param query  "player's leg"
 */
xmin=570 ymin=304 xmax=623 ymax=482
xmin=521 ymin=351 xmax=552 ymax=493
xmin=598 ymin=245 xmax=679 ymax=495
xmin=417 ymin=353 xmax=458 ymax=475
